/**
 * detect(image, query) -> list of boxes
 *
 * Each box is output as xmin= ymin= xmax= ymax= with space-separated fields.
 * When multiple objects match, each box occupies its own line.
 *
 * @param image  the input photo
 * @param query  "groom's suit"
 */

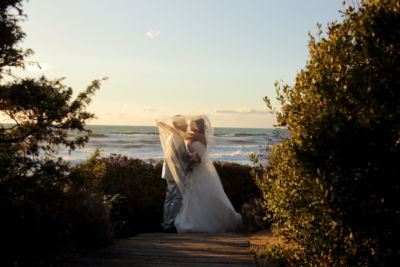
xmin=161 ymin=133 xmax=187 ymax=232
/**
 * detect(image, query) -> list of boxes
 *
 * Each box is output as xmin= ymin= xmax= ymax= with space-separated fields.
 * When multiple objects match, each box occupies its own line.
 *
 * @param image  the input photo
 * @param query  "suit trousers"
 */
xmin=161 ymin=178 xmax=183 ymax=231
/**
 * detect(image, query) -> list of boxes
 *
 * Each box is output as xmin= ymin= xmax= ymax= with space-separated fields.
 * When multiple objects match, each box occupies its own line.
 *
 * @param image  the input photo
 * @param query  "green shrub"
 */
xmin=257 ymin=0 xmax=400 ymax=265
xmin=98 ymin=154 xmax=166 ymax=234
xmin=214 ymin=161 xmax=261 ymax=211
xmin=83 ymin=156 xmax=265 ymax=235
xmin=251 ymin=244 xmax=302 ymax=267
xmin=240 ymin=198 xmax=271 ymax=232
xmin=214 ymin=161 xmax=270 ymax=232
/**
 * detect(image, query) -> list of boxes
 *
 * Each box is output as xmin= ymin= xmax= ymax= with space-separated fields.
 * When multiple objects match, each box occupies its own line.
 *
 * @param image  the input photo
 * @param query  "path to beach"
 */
xmin=70 ymin=232 xmax=266 ymax=266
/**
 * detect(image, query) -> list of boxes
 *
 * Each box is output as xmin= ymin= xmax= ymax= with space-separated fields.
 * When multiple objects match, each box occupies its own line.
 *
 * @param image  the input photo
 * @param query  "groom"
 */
xmin=161 ymin=115 xmax=188 ymax=233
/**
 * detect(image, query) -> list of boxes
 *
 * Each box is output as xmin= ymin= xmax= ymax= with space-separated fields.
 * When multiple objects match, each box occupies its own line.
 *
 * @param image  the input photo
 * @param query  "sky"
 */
xmin=14 ymin=0 xmax=344 ymax=128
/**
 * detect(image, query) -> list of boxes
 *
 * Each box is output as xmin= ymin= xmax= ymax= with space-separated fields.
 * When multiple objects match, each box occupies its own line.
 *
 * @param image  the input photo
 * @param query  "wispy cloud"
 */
xmin=97 ymin=112 xmax=129 ymax=117
xmin=215 ymin=109 xmax=238 ymax=114
xmin=143 ymin=108 xmax=157 ymax=112
xmin=146 ymin=30 xmax=161 ymax=38
xmin=215 ymin=108 xmax=273 ymax=115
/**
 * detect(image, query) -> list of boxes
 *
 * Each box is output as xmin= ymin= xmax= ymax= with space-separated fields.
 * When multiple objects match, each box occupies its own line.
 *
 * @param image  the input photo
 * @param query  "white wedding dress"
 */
xmin=174 ymin=141 xmax=242 ymax=233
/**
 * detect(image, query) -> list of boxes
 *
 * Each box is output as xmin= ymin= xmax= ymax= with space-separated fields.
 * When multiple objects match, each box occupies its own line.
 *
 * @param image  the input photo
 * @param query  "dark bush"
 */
xmin=214 ymin=161 xmax=269 ymax=232
xmin=98 ymin=154 xmax=166 ymax=235
xmin=0 ymin=159 xmax=112 ymax=266
xmin=0 ymin=1 xmax=112 ymax=265
xmin=214 ymin=161 xmax=261 ymax=211
xmin=85 ymin=156 xmax=265 ymax=235
xmin=240 ymin=198 xmax=271 ymax=232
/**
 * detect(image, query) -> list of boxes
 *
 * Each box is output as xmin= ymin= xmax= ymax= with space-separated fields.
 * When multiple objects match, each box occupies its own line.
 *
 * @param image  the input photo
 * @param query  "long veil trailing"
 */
xmin=157 ymin=114 xmax=242 ymax=233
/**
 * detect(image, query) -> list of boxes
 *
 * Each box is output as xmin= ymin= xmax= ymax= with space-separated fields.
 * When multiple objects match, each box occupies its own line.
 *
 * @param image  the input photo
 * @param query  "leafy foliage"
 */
xmin=99 ymin=154 xmax=166 ymax=234
xmin=0 ymin=0 xmax=33 ymax=76
xmin=0 ymin=1 xmax=111 ymax=265
xmin=256 ymin=0 xmax=400 ymax=265
xmin=78 ymin=155 xmax=265 ymax=235
xmin=215 ymin=161 xmax=270 ymax=232
xmin=214 ymin=161 xmax=261 ymax=211
xmin=0 ymin=157 xmax=112 ymax=266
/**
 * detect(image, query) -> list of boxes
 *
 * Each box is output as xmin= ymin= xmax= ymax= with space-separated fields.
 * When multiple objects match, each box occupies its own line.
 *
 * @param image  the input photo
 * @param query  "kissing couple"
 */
xmin=156 ymin=114 xmax=242 ymax=233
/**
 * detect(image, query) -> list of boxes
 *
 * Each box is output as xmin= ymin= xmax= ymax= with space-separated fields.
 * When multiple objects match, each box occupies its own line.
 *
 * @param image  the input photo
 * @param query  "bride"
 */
xmin=157 ymin=114 xmax=242 ymax=233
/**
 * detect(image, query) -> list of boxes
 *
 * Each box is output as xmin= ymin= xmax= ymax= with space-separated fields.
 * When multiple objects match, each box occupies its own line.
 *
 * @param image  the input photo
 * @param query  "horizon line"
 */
xmin=86 ymin=123 xmax=275 ymax=129
xmin=0 ymin=122 xmax=276 ymax=129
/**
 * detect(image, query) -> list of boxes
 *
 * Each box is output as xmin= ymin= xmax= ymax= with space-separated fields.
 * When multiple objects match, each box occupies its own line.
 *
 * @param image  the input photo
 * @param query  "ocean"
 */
xmin=57 ymin=125 xmax=287 ymax=166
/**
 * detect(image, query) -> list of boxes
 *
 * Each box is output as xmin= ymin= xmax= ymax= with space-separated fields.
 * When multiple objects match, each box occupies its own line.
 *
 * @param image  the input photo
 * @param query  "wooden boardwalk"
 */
xmin=71 ymin=233 xmax=256 ymax=267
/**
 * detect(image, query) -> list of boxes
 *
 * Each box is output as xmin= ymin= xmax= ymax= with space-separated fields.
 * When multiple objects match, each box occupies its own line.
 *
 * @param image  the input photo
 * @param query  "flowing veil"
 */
xmin=158 ymin=114 xmax=242 ymax=233
xmin=156 ymin=114 xmax=213 ymax=194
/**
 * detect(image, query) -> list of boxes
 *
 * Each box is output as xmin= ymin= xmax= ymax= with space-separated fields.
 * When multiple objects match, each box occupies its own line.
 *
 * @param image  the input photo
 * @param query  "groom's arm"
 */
xmin=157 ymin=121 xmax=186 ymax=139
xmin=166 ymin=135 xmax=187 ymax=176
xmin=164 ymin=136 xmax=188 ymax=193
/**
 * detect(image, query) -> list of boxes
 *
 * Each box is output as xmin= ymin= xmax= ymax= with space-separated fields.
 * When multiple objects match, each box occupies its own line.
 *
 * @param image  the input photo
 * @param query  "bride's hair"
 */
xmin=191 ymin=118 xmax=205 ymax=134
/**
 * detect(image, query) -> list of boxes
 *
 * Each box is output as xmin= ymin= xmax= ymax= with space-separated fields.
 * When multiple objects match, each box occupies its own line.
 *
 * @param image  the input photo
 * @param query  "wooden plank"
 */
xmin=73 ymin=258 xmax=254 ymax=267
xmin=68 ymin=233 xmax=256 ymax=267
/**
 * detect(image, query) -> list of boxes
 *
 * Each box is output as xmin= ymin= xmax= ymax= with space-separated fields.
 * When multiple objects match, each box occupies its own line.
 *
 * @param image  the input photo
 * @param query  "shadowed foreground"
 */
xmin=68 ymin=233 xmax=256 ymax=266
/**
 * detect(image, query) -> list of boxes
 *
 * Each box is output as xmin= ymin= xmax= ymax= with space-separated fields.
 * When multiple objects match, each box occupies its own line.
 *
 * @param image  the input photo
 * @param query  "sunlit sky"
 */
xmin=15 ymin=0 xmax=343 ymax=128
